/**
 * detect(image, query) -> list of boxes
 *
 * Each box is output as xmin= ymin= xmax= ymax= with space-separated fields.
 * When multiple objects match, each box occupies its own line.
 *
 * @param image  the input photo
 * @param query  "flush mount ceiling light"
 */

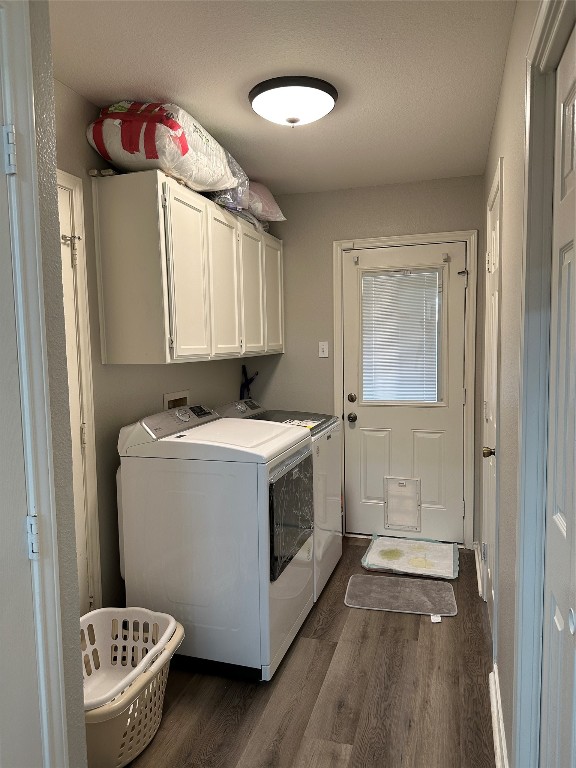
xmin=249 ymin=76 xmax=338 ymax=127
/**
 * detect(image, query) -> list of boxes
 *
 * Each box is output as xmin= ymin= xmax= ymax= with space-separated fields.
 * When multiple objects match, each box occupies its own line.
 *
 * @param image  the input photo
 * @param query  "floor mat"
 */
xmin=345 ymin=573 xmax=457 ymax=616
xmin=362 ymin=535 xmax=459 ymax=579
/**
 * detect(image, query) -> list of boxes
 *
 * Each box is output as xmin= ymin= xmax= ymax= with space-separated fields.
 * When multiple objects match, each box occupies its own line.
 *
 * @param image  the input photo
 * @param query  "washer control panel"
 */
xmin=141 ymin=405 xmax=218 ymax=440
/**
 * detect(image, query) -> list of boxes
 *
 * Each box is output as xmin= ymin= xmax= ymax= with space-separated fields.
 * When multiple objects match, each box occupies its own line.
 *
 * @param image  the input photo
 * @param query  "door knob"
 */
xmin=347 ymin=413 xmax=358 ymax=423
xmin=482 ymin=446 xmax=496 ymax=458
xmin=347 ymin=393 xmax=357 ymax=403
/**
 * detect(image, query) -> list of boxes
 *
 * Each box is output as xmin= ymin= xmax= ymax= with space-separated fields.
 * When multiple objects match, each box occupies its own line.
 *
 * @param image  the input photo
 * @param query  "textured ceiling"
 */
xmin=49 ymin=0 xmax=518 ymax=195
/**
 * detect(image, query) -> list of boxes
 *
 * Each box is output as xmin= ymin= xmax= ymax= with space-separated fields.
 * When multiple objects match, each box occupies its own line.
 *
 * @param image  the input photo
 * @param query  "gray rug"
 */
xmin=344 ymin=574 xmax=457 ymax=616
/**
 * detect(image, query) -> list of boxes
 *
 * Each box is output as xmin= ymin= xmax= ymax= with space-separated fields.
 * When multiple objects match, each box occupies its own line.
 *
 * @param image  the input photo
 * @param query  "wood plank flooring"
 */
xmin=131 ymin=538 xmax=495 ymax=768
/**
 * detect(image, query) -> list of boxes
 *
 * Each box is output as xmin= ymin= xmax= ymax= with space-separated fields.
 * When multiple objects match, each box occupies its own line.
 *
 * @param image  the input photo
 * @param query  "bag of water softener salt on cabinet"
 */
xmin=87 ymin=101 xmax=236 ymax=192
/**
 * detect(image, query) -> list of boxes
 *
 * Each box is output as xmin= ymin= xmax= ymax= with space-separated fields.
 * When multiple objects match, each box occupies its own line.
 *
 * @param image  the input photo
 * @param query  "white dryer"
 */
xmin=118 ymin=406 xmax=314 ymax=680
xmin=217 ymin=400 xmax=343 ymax=601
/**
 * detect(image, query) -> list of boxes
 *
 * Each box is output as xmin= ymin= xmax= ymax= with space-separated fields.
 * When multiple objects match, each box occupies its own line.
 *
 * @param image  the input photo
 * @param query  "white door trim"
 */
xmin=333 ymin=230 xmax=477 ymax=547
xmin=2 ymin=1 xmax=73 ymax=765
xmin=57 ymin=169 xmax=102 ymax=610
xmin=482 ymin=158 xmax=503 ymax=659
xmin=514 ymin=2 xmax=576 ymax=767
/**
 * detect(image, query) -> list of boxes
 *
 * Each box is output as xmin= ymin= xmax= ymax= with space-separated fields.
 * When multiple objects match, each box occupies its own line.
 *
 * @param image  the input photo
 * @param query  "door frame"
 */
xmin=482 ymin=159 xmax=503 ymax=650
xmin=514 ymin=1 xmax=576 ymax=766
xmin=1 ymin=1 xmax=76 ymax=764
xmin=333 ymin=230 xmax=477 ymax=547
xmin=57 ymin=169 xmax=102 ymax=611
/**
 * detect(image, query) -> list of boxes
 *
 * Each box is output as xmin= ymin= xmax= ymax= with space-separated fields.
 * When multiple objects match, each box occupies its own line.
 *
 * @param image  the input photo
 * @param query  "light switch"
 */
xmin=319 ymin=341 xmax=329 ymax=358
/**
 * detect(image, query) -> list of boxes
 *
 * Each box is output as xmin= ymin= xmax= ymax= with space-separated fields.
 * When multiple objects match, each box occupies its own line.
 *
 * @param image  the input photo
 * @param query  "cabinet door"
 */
xmin=264 ymin=235 xmax=284 ymax=352
xmin=240 ymin=225 xmax=265 ymax=354
xmin=208 ymin=208 xmax=242 ymax=356
xmin=164 ymin=181 xmax=211 ymax=359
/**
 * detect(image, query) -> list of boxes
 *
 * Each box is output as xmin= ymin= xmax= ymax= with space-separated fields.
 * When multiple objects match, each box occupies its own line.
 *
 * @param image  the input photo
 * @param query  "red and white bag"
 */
xmin=87 ymin=101 xmax=236 ymax=192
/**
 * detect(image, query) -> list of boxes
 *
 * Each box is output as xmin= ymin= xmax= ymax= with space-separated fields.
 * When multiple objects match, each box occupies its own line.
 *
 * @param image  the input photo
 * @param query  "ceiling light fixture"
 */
xmin=249 ymin=76 xmax=338 ymax=127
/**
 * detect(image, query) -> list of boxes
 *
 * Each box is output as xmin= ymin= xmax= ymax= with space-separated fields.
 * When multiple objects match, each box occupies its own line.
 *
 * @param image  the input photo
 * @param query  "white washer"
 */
xmin=217 ymin=400 xmax=343 ymax=601
xmin=118 ymin=406 xmax=314 ymax=680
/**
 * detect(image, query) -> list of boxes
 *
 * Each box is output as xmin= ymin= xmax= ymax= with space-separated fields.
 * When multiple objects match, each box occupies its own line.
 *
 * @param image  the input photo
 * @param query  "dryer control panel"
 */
xmin=141 ymin=405 xmax=219 ymax=440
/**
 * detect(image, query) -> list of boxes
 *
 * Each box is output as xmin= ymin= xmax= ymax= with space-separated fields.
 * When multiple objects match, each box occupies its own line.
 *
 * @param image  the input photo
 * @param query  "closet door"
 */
xmin=208 ymin=208 xmax=242 ymax=356
xmin=240 ymin=224 xmax=265 ymax=354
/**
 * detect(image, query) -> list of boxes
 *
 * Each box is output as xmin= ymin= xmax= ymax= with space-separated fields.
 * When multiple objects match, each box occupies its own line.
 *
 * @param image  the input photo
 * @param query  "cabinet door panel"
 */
xmin=264 ymin=236 xmax=284 ymax=352
xmin=240 ymin=226 xmax=265 ymax=353
xmin=165 ymin=183 xmax=211 ymax=358
xmin=209 ymin=210 xmax=242 ymax=356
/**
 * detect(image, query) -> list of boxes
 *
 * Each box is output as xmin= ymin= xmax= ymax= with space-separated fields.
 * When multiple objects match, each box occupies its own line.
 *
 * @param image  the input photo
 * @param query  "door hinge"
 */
xmin=80 ymin=423 xmax=87 ymax=447
xmin=353 ymin=253 xmax=359 ymax=265
xmin=481 ymin=542 xmax=488 ymax=561
xmin=169 ymin=337 xmax=174 ymax=348
xmin=26 ymin=515 xmax=39 ymax=560
xmin=161 ymin=193 xmax=168 ymax=209
xmin=463 ymin=387 xmax=466 ymax=405
xmin=2 ymin=124 xmax=17 ymax=175
xmin=61 ymin=234 xmax=82 ymax=268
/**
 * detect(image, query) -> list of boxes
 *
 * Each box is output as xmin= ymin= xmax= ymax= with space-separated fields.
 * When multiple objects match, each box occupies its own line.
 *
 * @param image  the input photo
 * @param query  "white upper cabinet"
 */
xmin=164 ymin=181 xmax=211 ymax=359
xmin=263 ymin=234 xmax=284 ymax=352
xmin=94 ymin=169 xmax=283 ymax=363
xmin=239 ymin=223 xmax=265 ymax=354
xmin=207 ymin=207 xmax=242 ymax=357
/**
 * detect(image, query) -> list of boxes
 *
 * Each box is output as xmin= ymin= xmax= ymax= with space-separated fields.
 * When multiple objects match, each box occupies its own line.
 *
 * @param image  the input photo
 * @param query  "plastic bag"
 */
xmin=248 ymin=181 xmax=286 ymax=221
xmin=207 ymin=150 xmax=249 ymax=210
xmin=87 ymin=101 xmax=236 ymax=192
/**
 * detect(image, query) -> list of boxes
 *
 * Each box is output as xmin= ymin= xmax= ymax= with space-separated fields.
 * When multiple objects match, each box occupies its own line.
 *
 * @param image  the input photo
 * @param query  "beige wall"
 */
xmin=483 ymin=0 xmax=539 ymax=753
xmin=54 ymin=81 xmax=244 ymax=604
xmin=260 ymin=176 xmax=484 ymax=412
xmin=256 ymin=177 xmax=484 ymax=535
xmin=29 ymin=6 xmax=87 ymax=766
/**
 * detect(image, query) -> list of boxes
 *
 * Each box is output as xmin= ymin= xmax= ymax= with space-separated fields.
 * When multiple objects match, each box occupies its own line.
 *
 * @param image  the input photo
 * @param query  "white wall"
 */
xmin=483 ymin=0 xmax=539 ymax=752
xmin=53 ymin=81 xmax=245 ymax=604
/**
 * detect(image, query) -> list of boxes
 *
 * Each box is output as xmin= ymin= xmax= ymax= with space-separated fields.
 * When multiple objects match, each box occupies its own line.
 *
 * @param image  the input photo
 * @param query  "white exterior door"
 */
xmin=343 ymin=241 xmax=467 ymax=541
xmin=540 ymin=24 xmax=576 ymax=767
xmin=482 ymin=161 xmax=502 ymax=648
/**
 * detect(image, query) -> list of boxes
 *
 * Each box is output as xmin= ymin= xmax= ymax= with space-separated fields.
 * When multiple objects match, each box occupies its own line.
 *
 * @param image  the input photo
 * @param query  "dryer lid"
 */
xmin=120 ymin=417 xmax=310 ymax=462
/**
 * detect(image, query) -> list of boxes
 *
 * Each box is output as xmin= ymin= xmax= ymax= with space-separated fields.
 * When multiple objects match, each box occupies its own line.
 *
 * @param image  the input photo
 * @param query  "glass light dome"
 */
xmin=249 ymin=77 xmax=338 ymax=127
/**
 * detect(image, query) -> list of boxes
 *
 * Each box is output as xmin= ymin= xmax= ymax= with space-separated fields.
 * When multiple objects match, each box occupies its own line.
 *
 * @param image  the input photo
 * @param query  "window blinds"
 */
xmin=361 ymin=269 xmax=442 ymax=402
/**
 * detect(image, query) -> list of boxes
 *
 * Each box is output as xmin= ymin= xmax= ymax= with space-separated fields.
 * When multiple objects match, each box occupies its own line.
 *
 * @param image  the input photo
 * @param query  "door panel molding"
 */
xmin=334 ymin=230 xmax=477 ymax=547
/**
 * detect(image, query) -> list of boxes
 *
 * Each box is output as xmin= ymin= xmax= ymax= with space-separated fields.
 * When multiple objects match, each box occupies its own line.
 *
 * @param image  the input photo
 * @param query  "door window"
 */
xmin=361 ymin=268 xmax=443 ymax=403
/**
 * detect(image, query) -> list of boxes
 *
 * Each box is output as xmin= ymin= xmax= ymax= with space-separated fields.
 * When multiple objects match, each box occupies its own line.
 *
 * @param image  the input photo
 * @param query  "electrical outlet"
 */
xmin=319 ymin=341 xmax=329 ymax=358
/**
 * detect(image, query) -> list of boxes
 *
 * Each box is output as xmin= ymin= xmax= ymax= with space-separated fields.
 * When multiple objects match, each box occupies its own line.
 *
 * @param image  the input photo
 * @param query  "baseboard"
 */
xmin=473 ymin=541 xmax=484 ymax=598
xmin=489 ymin=665 xmax=509 ymax=768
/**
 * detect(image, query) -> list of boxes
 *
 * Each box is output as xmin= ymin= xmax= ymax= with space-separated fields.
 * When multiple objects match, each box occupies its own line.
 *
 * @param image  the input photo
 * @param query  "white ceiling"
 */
xmin=49 ymin=0 xmax=517 ymax=195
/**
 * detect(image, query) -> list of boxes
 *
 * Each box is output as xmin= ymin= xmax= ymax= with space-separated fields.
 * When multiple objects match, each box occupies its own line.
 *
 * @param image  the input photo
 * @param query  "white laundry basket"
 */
xmin=81 ymin=607 xmax=184 ymax=768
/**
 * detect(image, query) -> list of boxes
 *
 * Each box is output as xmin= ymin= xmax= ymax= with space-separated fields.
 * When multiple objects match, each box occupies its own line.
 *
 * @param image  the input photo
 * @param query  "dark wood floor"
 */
xmin=132 ymin=538 xmax=495 ymax=768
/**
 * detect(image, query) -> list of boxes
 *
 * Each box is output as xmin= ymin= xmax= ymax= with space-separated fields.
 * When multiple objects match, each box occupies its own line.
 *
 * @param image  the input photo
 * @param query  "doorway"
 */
xmin=334 ymin=231 xmax=477 ymax=546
